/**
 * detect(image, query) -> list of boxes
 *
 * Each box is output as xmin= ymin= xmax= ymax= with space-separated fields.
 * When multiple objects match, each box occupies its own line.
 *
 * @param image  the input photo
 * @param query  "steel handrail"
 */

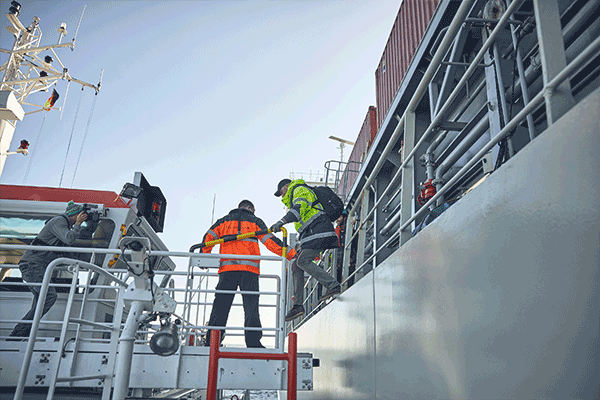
xmin=0 ymin=244 xmax=283 ymax=261
xmin=398 ymin=33 xmax=600 ymax=233
xmin=341 ymin=32 xmax=600 ymax=288
xmin=345 ymin=0 xmax=525 ymax=249
xmin=183 ymin=227 xmax=288 ymax=349
xmin=345 ymin=0 xmax=479 ymax=227
xmin=179 ymin=273 xmax=283 ymax=346
xmin=67 ymin=265 xmax=96 ymax=387
xmin=3 ymin=236 xmax=293 ymax=399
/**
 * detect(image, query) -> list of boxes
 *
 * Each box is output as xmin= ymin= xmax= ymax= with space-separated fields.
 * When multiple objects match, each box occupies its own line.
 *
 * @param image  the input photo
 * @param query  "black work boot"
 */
xmin=285 ymin=305 xmax=305 ymax=321
xmin=319 ymin=284 xmax=341 ymax=302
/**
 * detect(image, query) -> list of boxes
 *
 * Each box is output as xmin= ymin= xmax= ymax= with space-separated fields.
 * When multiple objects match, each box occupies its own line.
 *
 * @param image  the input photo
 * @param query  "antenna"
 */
xmin=60 ymin=81 xmax=71 ymax=120
xmin=72 ymin=5 xmax=86 ymax=45
xmin=97 ymin=69 xmax=103 ymax=94
xmin=329 ymin=135 xmax=355 ymax=163
xmin=211 ymin=194 xmax=217 ymax=224
xmin=0 ymin=3 xmax=100 ymax=178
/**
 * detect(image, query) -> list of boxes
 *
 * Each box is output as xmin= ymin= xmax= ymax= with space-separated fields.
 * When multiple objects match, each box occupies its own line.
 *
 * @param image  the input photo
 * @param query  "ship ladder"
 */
xmin=205 ymin=330 xmax=298 ymax=400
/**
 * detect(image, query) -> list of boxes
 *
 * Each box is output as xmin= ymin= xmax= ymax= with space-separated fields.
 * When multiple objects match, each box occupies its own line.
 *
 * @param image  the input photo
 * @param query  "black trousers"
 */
xmin=205 ymin=270 xmax=262 ymax=347
xmin=10 ymin=261 xmax=58 ymax=337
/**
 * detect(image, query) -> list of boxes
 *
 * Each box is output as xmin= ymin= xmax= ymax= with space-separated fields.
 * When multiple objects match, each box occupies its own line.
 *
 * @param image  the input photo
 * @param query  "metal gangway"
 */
xmin=0 ymin=230 xmax=314 ymax=400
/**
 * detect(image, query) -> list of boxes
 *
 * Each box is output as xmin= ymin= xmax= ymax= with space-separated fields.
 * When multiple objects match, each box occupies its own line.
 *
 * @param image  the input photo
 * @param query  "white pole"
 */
xmin=112 ymin=301 xmax=146 ymax=400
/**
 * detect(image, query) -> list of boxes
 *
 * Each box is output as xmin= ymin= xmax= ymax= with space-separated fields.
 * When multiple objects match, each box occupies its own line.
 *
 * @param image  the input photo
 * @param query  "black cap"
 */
xmin=274 ymin=179 xmax=292 ymax=197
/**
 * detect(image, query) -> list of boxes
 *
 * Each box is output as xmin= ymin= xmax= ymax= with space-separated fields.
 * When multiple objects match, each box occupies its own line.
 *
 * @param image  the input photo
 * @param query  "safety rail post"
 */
xmin=206 ymin=330 xmax=298 ymax=400
xmin=183 ymin=257 xmax=194 ymax=343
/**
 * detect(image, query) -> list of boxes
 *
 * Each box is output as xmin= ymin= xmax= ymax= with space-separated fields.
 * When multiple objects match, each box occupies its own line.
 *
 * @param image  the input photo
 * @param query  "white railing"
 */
xmin=0 ymin=242 xmax=290 ymax=400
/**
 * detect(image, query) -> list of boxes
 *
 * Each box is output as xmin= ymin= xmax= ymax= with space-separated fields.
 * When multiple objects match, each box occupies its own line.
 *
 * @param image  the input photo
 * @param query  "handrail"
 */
xmin=1 ymin=236 xmax=292 ymax=399
xmin=183 ymin=227 xmax=288 ymax=349
xmin=398 ymin=32 xmax=600 ymax=233
xmin=346 ymin=0 xmax=478 ymax=226
xmin=340 ymin=22 xmax=600 ymax=289
xmin=188 ymin=228 xmax=272 ymax=253
xmin=0 ymin=244 xmax=283 ymax=261
xmin=345 ymin=0 xmax=525 ymax=248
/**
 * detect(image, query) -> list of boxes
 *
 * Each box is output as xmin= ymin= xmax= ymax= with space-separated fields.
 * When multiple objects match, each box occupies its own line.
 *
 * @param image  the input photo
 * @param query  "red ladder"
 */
xmin=206 ymin=331 xmax=298 ymax=400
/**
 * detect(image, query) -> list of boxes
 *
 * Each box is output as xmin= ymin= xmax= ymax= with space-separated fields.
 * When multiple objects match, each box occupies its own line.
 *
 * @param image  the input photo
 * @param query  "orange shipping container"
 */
xmin=375 ymin=0 xmax=439 ymax=130
xmin=338 ymin=106 xmax=377 ymax=200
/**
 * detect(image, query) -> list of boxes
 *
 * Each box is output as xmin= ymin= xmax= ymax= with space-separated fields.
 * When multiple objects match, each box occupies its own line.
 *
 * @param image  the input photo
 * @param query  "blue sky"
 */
xmin=1 ymin=0 xmax=401 ymax=341
xmin=2 ymin=0 xmax=401 ymax=248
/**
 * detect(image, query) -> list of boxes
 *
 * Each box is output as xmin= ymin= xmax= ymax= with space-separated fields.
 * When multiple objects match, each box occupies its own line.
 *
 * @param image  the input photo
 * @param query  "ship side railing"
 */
xmin=341 ymin=0 xmax=600 ymax=287
xmin=341 ymin=0 xmax=526 ymax=288
xmin=293 ymin=0 xmax=600 ymax=325
xmin=0 ymin=243 xmax=290 ymax=400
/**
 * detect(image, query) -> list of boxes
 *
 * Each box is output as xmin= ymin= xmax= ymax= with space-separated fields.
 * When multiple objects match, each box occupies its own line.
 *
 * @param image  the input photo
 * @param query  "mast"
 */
xmin=0 ymin=1 xmax=100 ymax=178
xmin=329 ymin=135 xmax=355 ymax=165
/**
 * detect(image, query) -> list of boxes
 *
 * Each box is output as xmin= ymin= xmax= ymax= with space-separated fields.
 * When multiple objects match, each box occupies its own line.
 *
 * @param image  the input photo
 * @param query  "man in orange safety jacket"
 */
xmin=201 ymin=199 xmax=295 ymax=348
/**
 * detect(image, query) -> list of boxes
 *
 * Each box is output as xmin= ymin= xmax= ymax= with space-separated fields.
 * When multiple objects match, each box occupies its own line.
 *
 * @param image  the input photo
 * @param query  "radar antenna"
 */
xmin=329 ymin=135 xmax=355 ymax=163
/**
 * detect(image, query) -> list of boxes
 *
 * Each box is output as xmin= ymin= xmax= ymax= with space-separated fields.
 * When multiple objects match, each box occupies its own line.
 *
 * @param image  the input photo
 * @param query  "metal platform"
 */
xmin=0 ymin=245 xmax=313 ymax=400
xmin=0 ymin=340 xmax=314 ymax=392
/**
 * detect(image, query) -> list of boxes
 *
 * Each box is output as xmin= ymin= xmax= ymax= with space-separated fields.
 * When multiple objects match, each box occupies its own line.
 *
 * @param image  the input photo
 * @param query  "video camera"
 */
xmin=82 ymin=203 xmax=103 ymax=222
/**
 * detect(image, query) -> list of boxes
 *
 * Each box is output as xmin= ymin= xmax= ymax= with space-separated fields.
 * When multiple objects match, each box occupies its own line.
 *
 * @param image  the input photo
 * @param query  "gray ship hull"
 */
xmin=295 ymin=86 xmax=600 ymax=399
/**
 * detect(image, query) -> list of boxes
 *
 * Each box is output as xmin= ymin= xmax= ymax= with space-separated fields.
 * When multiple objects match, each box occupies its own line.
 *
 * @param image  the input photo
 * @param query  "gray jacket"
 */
xmin=20 ymin=213 xmax=82 ymax=266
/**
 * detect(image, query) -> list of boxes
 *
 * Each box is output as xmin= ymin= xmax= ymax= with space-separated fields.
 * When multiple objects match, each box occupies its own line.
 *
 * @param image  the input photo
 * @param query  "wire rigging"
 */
xmin=70 ymin=91 xmax=98 ymax=188
xmin=22 ymin=114 xmax=47 ymax=185
xmin=59 ymin=87 xmax=84 ymax=188
xmin=59 ymin=81 xmax=71 ymax=120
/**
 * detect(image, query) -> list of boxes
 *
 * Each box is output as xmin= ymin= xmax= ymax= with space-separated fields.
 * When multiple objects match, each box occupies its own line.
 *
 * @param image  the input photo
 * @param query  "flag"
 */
xmin=44 ymin=89 xmax=59 ymax=111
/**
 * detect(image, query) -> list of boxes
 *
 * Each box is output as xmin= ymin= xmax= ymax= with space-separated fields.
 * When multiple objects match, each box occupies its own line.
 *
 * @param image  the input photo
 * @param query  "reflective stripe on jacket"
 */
xmin=202 ymin=208 xmax=296 ymax=274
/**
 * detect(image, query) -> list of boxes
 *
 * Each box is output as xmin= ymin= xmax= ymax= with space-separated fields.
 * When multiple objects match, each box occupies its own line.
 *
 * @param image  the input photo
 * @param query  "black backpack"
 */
xmin=295 ymin=184 xmax=344 ymax=222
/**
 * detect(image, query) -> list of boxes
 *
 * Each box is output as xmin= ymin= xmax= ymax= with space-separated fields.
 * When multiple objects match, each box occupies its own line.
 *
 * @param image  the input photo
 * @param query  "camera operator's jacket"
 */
xmin=279 ymin=179 xmax=338 ymax=250
xmin=202 ymin=208 xmax=296 ymax=274
xmin=21 ymin=213 xmax=82 ymax=266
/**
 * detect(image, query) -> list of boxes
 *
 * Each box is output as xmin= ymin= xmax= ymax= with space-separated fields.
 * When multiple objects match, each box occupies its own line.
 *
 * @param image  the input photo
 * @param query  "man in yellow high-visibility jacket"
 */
xmin=271 ymin=179 xmax=341 ymax=321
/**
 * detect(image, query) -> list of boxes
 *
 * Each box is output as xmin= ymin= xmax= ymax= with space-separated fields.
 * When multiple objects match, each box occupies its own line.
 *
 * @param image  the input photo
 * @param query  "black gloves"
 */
xmin=270 ymin=220 xmax=285 ymax=233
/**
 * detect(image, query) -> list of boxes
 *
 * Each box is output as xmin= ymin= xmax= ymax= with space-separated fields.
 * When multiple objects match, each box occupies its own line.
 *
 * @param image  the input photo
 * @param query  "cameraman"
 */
xmin=9 ymin=201 xmax=87 ymax=338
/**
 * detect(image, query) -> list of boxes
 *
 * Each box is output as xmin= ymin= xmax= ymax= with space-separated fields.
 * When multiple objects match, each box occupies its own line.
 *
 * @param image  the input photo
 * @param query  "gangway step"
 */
xmin=55 ymin=373 xmax=109 ymax=383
